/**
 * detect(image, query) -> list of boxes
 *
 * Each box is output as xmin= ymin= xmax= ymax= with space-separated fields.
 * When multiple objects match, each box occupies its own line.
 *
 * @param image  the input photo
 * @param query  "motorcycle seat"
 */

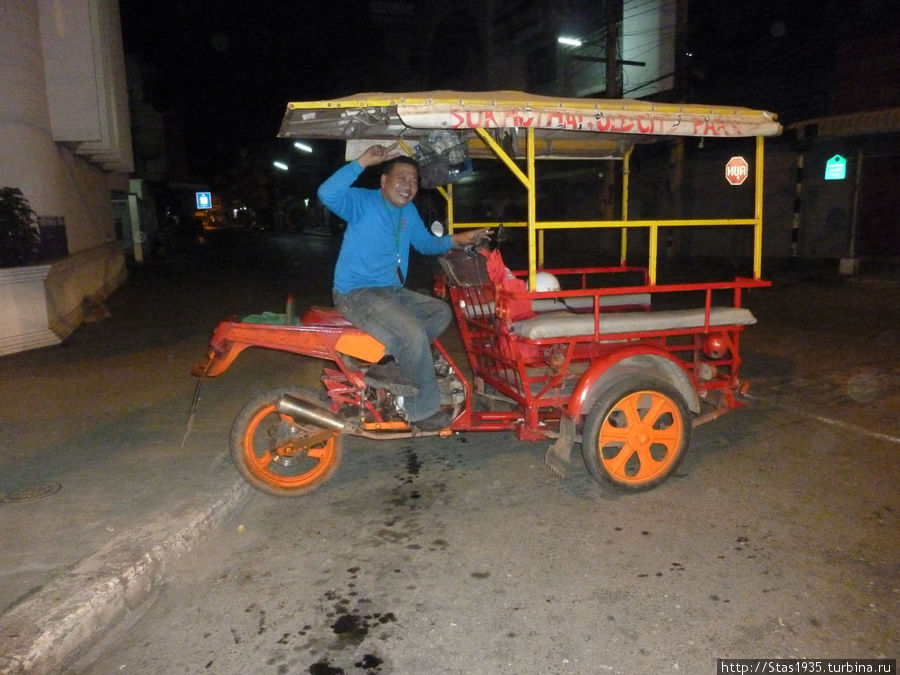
xmin=301 ymin=305 xmax=354 ymax=328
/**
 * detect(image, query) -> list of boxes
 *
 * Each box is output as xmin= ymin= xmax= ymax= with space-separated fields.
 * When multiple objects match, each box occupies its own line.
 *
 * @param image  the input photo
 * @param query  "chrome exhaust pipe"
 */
xmin=275 ymin=394 xmax=348 ymax=433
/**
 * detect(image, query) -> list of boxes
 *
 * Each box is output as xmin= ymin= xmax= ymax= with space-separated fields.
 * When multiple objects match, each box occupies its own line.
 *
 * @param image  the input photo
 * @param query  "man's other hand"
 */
xmin=451 ymin=228 xmax=493 ymax=249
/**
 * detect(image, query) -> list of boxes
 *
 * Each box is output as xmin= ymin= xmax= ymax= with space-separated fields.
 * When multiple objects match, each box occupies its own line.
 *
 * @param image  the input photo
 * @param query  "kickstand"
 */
xmin=180 ymin=378 xmax=203 ymax=449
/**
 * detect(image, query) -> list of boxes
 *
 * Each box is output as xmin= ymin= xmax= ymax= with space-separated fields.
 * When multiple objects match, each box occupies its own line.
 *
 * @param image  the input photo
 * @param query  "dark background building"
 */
xmin=120 ymin=0 xmax=900 ymax=263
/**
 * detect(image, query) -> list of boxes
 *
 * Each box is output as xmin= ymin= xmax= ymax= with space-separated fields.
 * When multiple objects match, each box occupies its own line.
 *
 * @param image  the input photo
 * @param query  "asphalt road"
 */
xmin=77 ymin=230 xmax=899 ymax=674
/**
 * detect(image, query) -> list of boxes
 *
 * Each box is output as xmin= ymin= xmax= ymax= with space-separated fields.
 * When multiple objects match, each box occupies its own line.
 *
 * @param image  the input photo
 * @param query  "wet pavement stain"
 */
xmin=405 ymin=450 xmax=422 ymax=476
xmin=303 ymin=567 xmax=395 ymax=673
xmin=332 ymin=613 xmax=367 ymax=642
xmin=308 ymin=659 xmax=344 ymax=674
xmin=305 ymin=447 xmax=451 ymax=672
xmin=355 ymin=653 xmax=383 ymax=669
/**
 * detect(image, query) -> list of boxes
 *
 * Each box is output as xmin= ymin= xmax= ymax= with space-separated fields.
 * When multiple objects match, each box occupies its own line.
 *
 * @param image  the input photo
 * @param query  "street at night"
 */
xmin=2 ymin=1 xmax=898 ymax=673
xmin=2 ymin=230 xmax=896 ymax=673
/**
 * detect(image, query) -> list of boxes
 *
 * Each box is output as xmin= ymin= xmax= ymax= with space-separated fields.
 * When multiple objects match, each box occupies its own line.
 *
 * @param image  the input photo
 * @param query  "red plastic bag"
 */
xmin=485 ymin=250 xmax=534 ymax=321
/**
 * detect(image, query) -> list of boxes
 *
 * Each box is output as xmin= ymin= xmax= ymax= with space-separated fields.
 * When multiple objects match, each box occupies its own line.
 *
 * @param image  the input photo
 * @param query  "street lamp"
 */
xmin=558 ymin=36 xmax=583 ymax=47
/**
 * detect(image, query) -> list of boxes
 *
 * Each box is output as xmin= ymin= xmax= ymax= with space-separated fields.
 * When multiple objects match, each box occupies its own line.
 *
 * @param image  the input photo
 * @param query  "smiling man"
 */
xmin=318 ymin=144 xmax=488 ymax=431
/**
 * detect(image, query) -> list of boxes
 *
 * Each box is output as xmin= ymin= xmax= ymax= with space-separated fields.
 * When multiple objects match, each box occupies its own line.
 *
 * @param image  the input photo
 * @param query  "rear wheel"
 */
xmin=581 ymin=376 xmax=691 ymax=490
xmin=230 ymin=387 xmax=342 ymax=497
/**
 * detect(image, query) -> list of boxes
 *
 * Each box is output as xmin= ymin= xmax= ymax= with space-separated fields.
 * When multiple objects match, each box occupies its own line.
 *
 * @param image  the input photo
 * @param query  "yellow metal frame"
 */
xmin=280 ymin=91 xmax=778 ymax=290
xmin=440 ymin=128 xmax=767 ymax=288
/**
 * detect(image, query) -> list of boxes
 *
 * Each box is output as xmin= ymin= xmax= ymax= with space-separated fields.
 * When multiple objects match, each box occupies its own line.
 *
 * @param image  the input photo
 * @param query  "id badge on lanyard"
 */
xmin=393 ymin=213 xmax=404 ymax=285
xmin=385 ymin=197 xmax=405 ymax=286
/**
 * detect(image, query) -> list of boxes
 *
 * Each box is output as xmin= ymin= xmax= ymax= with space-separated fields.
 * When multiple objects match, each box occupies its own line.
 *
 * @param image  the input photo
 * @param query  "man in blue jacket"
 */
xmin=318 ymin=143 xmax=489 ymax=431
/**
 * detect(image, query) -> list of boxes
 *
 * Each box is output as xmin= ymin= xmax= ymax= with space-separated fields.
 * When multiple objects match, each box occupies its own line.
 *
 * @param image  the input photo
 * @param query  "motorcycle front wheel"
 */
xmin=230 ymin=387 xmax=343 ymax=497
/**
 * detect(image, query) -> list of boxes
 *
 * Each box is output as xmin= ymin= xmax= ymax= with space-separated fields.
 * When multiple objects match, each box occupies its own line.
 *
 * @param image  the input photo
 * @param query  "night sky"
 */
xmin=118 ymin=0 xmax=897 ymax=183
xmin=119 ymin=0 xmax=383 ymax=178
xmin=683 ymin=0 xmax=882 ymax=120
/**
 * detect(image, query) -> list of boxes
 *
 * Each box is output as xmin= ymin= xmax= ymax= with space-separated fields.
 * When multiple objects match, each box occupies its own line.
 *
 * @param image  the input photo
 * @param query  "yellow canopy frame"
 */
xmin=278 ymin=90 xmax=780 ymax=288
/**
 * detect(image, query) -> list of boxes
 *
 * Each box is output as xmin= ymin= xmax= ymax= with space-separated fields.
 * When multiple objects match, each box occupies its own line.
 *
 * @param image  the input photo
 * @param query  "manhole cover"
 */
xmin=1 ymin=482 xmax=62 ymax=503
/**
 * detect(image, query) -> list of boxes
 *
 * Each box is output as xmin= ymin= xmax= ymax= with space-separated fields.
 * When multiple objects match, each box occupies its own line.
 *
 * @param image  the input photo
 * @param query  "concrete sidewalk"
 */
xmin=0 ymin=234 xmax=334 ymax=674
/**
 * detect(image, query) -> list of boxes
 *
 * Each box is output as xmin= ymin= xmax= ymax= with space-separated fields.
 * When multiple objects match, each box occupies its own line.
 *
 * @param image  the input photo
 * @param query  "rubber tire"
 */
xmin=230 ymin=387 xmax=342 ymax=497
xmin=581 ymin=375 xmax=691 ymax=491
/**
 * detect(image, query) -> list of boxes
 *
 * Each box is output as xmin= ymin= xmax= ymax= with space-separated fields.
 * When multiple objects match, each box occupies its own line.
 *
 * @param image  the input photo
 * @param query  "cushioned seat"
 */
xmin=512 ymin=306 xmax=756 ymax=340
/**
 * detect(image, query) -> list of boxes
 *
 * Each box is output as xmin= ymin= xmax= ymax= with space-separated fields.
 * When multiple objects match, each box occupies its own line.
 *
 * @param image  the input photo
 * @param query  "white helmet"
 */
xmin=535 ymin=271 xmax=561 ymax=292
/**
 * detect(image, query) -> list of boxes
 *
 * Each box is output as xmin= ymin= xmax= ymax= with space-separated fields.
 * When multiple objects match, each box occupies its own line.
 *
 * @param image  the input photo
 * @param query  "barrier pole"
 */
xmin=527 ymin=127 xmax=538 ymax=289
xmin=621 ymin=147 xmax=633 ymax=265
xmin=753 ymin=136 xmax=765 ymax=279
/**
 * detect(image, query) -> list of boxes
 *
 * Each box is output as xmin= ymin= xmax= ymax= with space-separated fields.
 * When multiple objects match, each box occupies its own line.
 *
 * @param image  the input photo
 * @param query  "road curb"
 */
xmin=0 ymin=478 xmax=251 ymax=674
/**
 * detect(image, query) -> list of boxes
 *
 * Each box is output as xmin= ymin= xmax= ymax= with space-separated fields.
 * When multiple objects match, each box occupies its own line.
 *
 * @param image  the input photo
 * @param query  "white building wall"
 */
xmin=0 ymin=2 xmax=58 ymax=215
xmin=0 ymin=0 xmax=130 ymax=355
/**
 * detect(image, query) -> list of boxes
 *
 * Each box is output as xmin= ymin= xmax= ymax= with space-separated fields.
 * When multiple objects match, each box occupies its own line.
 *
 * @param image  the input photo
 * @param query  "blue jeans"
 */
xmin=333 ymin=286 xmax=452 ymax=421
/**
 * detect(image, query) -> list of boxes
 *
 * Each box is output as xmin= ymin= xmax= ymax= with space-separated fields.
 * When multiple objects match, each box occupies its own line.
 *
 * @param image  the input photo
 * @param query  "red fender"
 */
xmin=566 ymin=345 xmax=700 ymax=420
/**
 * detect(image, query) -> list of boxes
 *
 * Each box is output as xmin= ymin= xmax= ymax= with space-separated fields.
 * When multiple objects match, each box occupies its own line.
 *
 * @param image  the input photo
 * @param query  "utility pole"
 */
xmin=605 ymin=2 xmax=621 ymax=99
xmin=602 ymin=0 xmax=622 ymax=220
xmin=668 ymin=0 xmax=689 ymax=261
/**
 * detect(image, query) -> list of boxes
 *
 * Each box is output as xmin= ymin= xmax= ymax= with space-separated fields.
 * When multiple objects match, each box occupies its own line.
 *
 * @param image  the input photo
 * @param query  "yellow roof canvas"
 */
xmin=278 ymin=90 xmax=781 ymax=159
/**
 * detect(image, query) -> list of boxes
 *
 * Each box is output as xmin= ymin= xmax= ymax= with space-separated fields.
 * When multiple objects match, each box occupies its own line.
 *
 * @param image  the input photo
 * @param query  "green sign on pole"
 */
xmin=825 ymin=155 xmax=847 ymax=180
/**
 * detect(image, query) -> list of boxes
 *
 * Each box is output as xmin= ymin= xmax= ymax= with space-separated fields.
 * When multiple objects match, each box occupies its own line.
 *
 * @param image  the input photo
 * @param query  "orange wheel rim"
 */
xmin=241 ymin=403 xmax=338 ymax=490
xmin=596 ymin=390 xmax=684 ymax=485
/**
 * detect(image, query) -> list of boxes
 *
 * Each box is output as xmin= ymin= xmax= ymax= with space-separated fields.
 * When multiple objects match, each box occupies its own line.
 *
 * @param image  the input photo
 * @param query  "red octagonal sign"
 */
xmin=725 ymin=156 xmax=749 ymax=185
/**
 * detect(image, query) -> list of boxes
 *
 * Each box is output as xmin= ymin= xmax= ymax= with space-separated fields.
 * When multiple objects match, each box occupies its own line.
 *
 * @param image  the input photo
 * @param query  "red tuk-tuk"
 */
xmin=193 ymin=91 xmax=781 ymax=496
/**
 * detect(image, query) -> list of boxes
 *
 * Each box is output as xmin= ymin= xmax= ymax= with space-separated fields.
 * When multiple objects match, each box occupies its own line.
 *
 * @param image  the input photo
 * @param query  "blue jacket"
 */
xmin=318 ymin=160 xmax=452 ymax=294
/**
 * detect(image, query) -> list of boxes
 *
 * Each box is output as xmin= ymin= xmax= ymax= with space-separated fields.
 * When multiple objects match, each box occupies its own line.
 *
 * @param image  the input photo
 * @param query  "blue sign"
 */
xmin=196 ymin=191 xmax=212 ymax=209
xmin=824 ymin=155 xmax=847 ymax=181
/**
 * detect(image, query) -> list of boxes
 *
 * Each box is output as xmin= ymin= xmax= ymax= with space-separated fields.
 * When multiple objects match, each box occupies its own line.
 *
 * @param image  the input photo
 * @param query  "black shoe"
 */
xmin=412 ymin=408 xmax=452 ymax=431
xmin=363 ymin=358 xmax=419 ymax=396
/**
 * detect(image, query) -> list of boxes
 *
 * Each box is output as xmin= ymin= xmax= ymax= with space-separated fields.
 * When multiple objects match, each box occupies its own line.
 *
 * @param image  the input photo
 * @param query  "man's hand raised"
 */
xmin=356 ymin=143 xmax=400 ymax=168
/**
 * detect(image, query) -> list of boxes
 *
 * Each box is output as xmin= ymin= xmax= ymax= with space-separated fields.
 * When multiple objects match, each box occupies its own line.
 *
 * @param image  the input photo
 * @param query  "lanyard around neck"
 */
xmin=381 ymin=197 xmax=405 ymax=284
xmin=382 ymin=196 xmax=402 ymax=256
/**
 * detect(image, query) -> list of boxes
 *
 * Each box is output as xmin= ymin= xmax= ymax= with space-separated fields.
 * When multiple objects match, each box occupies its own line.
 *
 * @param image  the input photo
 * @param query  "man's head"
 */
xmin=380 ymin=156 xmax=419 ymax=207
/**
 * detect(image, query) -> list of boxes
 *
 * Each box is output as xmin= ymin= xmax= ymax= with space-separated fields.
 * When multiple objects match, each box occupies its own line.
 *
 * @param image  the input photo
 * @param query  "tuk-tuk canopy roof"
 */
xmin=278 ymin=90 xmax=781 ymax=160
